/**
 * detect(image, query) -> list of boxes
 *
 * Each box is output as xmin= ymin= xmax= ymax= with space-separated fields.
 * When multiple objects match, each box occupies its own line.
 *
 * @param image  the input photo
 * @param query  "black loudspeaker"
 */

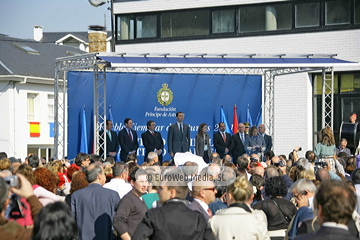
xmin=339 ymin=122 xmax=359 ymax=154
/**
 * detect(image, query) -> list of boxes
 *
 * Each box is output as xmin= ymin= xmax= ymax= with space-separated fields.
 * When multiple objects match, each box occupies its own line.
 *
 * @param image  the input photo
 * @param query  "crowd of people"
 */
xmin=0 ymin=112 xmax=360 ymax=240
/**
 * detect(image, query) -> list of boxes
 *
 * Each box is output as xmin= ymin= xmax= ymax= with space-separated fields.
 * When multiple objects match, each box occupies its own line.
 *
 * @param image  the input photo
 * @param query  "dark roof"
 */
xmin=0 ymin=35 xmax=86 ymax=78
xmin=41 ymin=31 xmax=112 ymax=43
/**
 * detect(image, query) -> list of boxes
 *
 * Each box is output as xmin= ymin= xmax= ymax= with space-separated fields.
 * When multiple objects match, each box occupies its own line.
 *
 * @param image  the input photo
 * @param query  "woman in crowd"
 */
xmin=65 ymin=171 xmax=88 ymax=206
xmin=32 ymin=201 xmax=78 ymax=240
xmin=195 ymin=123 xmax=212 ymax=163
xmin=48 ymin=160 xmax=70 ymax=194
xmin=33 ymin=167 xmax=64 ymax=205
xmin=209 ymin=176 xmax=269 ymax=240
xmin=16 ymin=164 xmax=61 ymax=207
xmin=314 ymin=127 xmax=336 ymax=172
xmin=246 ymin=126 xmax=266 ymax=156
xmin=253 ymin=176 xmax=297 ymax=240
xmin=250 ymin=174 xmax=265 ymax=205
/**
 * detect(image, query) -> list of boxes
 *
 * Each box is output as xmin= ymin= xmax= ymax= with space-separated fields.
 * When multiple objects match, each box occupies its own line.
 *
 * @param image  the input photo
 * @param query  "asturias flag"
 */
xmin=80 ymin=107 xmax=88 ymax=153
xmin=246 ymin=104 xmax=253 ymax=128
xmin=220 ymin=105 xmax=232 ymax=134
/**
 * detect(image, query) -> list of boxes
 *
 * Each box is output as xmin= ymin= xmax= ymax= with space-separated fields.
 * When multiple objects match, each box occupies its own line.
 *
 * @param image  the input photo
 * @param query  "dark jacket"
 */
xmin=294 ymin=226 xmax=359 ymax=240
xmin=132 ymin=199 xmax=215 ymax=240
xmin=99 ymin=130 xmax=119 ymax=157
xmin=213 ymin=131 xmax=233 ymax=159
xmin=71 ymin=183 xmax=120 ymax=240
xmin=263 ymin=134 xmax=273 ymax=153
xmin=231 ymin=133 xmax=248 ymax=162
xmin=118 ymin=128 xmax=139 ymax=162
xmin=142 ymin=130 xmax=164 ymax=162
xmin=0 ymin=195 xmax=42 ymax=240
xmin=113 ymin=191 xmax=147 ymax=237
xmin=188 ymin=199 xmax=210 ymax=221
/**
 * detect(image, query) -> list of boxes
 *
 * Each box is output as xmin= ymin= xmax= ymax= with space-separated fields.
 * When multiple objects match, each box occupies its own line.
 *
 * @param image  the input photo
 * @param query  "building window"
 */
xmin=27 ymin=93 xmax=37 ymax=120
xmin=116 ymin=15 xmax=157 ymax=40
xmin=117 ymin=15 xmax=135 ymax=40
xmin=355 ymin=0 xmax=360 ymax=24
xmin=212 ymin=9 xmax=235 ymax=33
xmin=295 ymin=2 xmax=320 ymax=28
xmin=161 ymin=9 xmax=210 ymax=38
xmin=48 ymin=94 xmax=54 ymax=121
xmin=325 ymin=0 xmax=351 ymax=25
xmin=136 ymin=15 xmax=157 ymax=38
xmin=239 ymin=3 xmax=292 ymax=33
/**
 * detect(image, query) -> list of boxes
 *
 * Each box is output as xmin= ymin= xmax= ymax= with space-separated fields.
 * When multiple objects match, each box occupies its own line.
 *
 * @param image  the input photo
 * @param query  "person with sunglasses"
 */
xmin=188 ymin=178 xmax=217 ymax=221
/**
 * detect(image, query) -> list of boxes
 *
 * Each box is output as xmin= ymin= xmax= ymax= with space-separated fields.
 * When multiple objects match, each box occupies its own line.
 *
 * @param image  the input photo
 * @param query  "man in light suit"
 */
xmin=99 ymin=120 xmax=119 ymax=158
xmin=167 ymin=112 xmax=190 ymax=158
xmin=213 ymin=122 xmax=233 ymax=159
xmin=336 ymin=138 xmax=352 ymax=157
xmin=118 ymin=118 xmax=139 ymax=162
xmin=142 ymin=120 xmax=164 ymax=163
xmin=231 ymin=123 xmax=248 ymax=162
xmin=188 ymin=178 xmax=217 ymax=221
xmin=258 ymin=124 xmax=272 ymax=153
xmin=294 ymin=180 xmax=358 ymax=240
xmin=71 ymin=164 xmax=120 ymax=240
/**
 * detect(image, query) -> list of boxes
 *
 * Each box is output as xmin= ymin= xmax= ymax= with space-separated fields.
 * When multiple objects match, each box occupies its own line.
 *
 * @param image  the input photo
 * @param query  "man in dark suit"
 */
xmin=167 ymin=112 xmax=190 ymax=158
xmin=71 ymin=164 xmax=120 ymax=240
xmin=132 ymin=169 xmax=215 ymax=240
xmin=213 ymin=122 xmax=233 ymax=159
xmin=258 ymin=124 xmax=272 ymax=153
xmin=231 ymin=123 xmax=248 ymax=162
xmin=294 ymin=180 xmax=358 ymax=240
xmin=188 ymin=178 xmax=217 ymax=221
xmin=142 ymin=120 xmax=164 ymax=163
xmin=118 ymin=118 xmax=138 ymax=162
xmin=99 ymin=120 xmax=119 ymax=158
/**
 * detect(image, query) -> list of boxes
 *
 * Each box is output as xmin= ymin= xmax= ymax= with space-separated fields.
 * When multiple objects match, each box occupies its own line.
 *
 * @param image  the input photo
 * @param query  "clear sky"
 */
xmin=0 ymin=0 xmax=111 ymax=39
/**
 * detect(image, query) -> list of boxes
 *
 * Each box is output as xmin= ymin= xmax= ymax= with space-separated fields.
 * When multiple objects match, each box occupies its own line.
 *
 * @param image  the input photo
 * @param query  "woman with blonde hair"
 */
xmin=314 ymin=127 xmax=336 ymax=172
xmin=209 ymin=176 xmax=270 ymax=240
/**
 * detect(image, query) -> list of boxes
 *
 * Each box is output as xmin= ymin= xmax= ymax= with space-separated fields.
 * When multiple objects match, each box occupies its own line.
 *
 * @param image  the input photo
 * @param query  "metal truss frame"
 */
xmin=322 ymin=67 xmax=335 ymax=128
xmin=94 ymin=63 xmax=107 ymax=159
xmin=53 ymin=53 xmax=334 ymax=159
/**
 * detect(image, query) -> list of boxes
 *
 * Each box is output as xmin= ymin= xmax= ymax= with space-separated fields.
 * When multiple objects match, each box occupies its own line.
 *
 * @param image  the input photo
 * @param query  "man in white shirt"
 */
xmin=103 ymin=162 xmax=132 ymax=199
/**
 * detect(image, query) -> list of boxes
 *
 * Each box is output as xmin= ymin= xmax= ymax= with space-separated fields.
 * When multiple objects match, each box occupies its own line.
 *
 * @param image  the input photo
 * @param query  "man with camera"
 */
xmin=0 ymin=174 xmax=42 ymax=239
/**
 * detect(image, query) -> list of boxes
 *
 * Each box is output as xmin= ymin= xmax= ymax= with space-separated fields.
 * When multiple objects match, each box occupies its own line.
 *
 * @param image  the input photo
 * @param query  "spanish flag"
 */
xmin=30 ymin=122 xmax=40 ymax=137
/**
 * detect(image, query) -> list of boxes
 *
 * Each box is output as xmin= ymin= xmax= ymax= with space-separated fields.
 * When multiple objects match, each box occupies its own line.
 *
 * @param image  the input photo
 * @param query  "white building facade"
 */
xmin=113 ymin=0 xmax=360 ymax=155
xmin=0 ymin=76 xmax=56 ymax=160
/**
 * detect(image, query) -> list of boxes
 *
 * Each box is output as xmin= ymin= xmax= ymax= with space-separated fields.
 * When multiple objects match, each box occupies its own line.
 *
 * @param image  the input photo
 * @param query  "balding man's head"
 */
xmin=271 ymin=156 xmax=280 ymax=165
xmin=316 ymin=169 xmax=330 ymax=181
xmin=192 ymin=179 xmax=217 ymax=205
xmin=254 ymin=166 xmax=265 ymax=177
xmin=265 ymin=167 xmax=279 ymax=179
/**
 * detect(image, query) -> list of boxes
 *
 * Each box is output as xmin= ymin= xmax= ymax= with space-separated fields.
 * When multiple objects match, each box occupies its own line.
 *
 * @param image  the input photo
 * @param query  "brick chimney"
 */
xmin=34 ymin=25 xmax=43 ymax=41
xmin=88 ymin=25 xmax=107 ymax=53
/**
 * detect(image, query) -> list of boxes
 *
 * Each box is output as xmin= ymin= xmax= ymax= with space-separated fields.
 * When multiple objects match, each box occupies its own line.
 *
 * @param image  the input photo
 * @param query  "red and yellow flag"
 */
xmin=30 ymin=122 xmax=40 ymax=137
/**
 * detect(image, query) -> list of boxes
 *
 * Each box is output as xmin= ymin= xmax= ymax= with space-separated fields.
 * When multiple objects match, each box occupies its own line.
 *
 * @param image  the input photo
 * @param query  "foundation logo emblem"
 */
xmin=157 ymin=83 xmax=173 ymax=106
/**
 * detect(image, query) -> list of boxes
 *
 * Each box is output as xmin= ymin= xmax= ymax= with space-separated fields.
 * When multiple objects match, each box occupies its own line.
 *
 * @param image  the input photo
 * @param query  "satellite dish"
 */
xmin=88 ymin=0 xmax=107 ymax=7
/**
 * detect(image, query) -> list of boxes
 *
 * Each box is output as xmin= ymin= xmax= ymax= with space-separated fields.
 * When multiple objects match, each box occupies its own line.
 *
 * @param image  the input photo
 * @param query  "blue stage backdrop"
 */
xmin=67 ymin=72 xmax=262 ymax=164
